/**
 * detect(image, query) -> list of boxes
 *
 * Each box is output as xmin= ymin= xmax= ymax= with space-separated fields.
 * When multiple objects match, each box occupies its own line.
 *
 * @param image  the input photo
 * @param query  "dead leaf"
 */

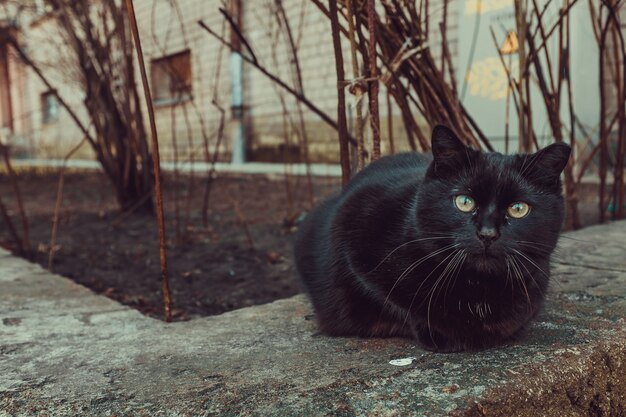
xmin=267 ymin=251 xmax=284 ymax=264
xmin=442 ymin=384 xmax=459 ymax=393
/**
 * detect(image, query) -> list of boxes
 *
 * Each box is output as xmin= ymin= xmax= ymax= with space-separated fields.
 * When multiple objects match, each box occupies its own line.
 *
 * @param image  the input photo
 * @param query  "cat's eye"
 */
xmin=454 ymin=195 xmax=476 ymax=213
xmin=507 ymin=202 xmax=530 ymax=219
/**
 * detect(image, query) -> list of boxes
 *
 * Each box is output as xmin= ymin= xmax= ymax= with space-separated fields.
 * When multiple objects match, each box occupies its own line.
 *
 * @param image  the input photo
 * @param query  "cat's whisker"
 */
xmin=392 ymin=244 xmax=458 ymax=287
xmin=429 ymin=250 xmax=464 ymax=308
xmin=516 ymin=240 xmax=558 ymax=248
xmin=380 ymin=243 xmax=459 ymax=313
xmin=419 ymin=231 xmax=463 ymax=237
xmin=443 ymin=250 xmax=467 ymax=306
xmin=402 ymin=248 xmax=460 ymax=328
xmin=408 ymin=248 xmax=460 ymax=308
xmin=528 ymin=229 xmax=589 ymax=243
xmin=511 ymin=247 xmax=566 ymax=292
xmin=366 ymin=237 xmax=457 ymax=275
xmin=514 ymin=242 xmax=562 ymax=261
xmin=508 ymin=254 xmax=532 ymax=311
xmin=507 ymin=255 xmax=522 ymax=297
xmin=519 ymin=152 xmax=542 ymax=177
xmin=413 ymin=249 xmax=464 ymax=341
xmin=422 ymin=251 xmax=461 ymax=345
xmin=515 ymin=244 xmax=561 ymax=257
xmin=511 ymin=248 xmax=550 ymax=280
xmin=404 ymin=245 xmax=460 ymax=282
xmin=505 ymin=256 xmax=515 ymax=302
xmin=511 ymin=252 xmax=542 ymax=294
xmin=427 ymin=250 xmax=467 ymax=338
xmin=554 ymin=233 xmax=592 ymax=243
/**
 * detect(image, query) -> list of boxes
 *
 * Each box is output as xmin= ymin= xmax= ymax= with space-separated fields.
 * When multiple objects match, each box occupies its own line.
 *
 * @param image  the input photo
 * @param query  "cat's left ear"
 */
xmin=430 ymin=125 xmax=469 ymax=174
xmin=524 ymin=142 xmax=571 ymax=185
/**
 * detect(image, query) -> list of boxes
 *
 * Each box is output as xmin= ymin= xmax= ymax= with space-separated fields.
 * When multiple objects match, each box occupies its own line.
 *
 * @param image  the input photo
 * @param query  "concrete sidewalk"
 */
xmin=1 ymin=223 xmax=625 ymax=416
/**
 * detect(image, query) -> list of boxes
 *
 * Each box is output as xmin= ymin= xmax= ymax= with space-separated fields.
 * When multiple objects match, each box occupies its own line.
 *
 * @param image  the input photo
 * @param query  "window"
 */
xmin=41 ymin=91 xmax=59 ymax=123
xmin=151 ymin=50 xmax=192 ymax=105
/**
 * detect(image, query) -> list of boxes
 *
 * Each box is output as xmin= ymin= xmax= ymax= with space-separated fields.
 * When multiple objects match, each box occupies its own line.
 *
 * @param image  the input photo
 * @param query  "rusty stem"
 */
xmin=514 ymin=0 xmax=530 ymax=152
xmin=149 ymin=0 xmax=193 ymax=238
xmin=277 ymin=92 xmax=295 ymax=217
xmin=440 ymin=0 xmax=448 ymax=75
xmin=0 ymin=192 xmax=24 ymax=254
xmin=48 ymin=138 xmax=87 ymax=270
xmin=523 ymin=0 xmax=580 ymax=228
xmin=562 ymin=0 xmax=581 ymax=229
xmin=0 ymin=144 xmax=30 ymax=255
xmin=268 ymin=13 xmax=297 ymax=217
xmin=170 ymin=103 xmax=182 ymax=243
xmin=440 ymin=20 xmax=459 ymax=99
xmin=598 ymin=7 xmax=611 ymax=224
xmin=125 ymin=0 xmax=172 ymax=322
xmin=197 ymin=20 xmax=359 ymax=150
xmin=274 ymin=0 xmax=315 ymax=206
xmin=605 ymin=2 xmax=626 ymax=220
xmin=201 ymin=99 xmax=226 ymax=228
xmin=149 ymin=4 xmax=226 ymax=230
xmin=505 ymin=54 xmax=512 ymax=155
xmin=367 ymin=0 xmax=381 ymax=160
xmin=386 ymin=89 xmax=395 ymax=154
xmin=180 ymin=103 xmax=196 ymax=230
xmin=329 ymin=0 xmax=352 ymax=185
xmin=202 ymin=21 xmax=227 ymax=229
xmin=489 ymin=27 xmax=525 ymax=154
xmin=229 ymin=193 xmax=255 ymax=251
xmin=345 ymin=0 xmax=366 ymax=170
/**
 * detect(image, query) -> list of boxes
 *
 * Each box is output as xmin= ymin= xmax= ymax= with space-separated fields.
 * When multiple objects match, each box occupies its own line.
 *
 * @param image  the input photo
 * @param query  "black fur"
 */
xmin=294 ymin=125 xmax=571 ymax=352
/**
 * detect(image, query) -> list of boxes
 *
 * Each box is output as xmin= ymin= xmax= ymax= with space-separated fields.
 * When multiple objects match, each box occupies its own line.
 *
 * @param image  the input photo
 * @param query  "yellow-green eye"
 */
xmin=454 ymin=195 xmax=476 ymax=213
xmin=507 ymin=202 xmax=530 ymax=218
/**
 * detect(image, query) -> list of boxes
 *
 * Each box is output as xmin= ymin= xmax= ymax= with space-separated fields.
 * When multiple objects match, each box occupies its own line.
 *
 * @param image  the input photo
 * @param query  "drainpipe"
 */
xmin=229 ymin=0 xmax=245 ymax=164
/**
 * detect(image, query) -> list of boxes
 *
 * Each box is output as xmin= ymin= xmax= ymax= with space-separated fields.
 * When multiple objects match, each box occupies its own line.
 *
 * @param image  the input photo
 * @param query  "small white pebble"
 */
xmin=389 ymin=357 xmax=416 ymax=366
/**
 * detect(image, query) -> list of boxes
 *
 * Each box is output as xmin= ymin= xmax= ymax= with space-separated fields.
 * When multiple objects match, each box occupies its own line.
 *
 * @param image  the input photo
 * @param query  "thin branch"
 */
xmin=48 ymin=138 xmax=88 ymax=270
xmin=329 ymin=0 xmax=351 ymax=184
xmin=0 ymin=144 xmax=30 ymax=255
xmin=126 ymin=0 xmax=172 ymax=322
xmin=367 ymin=0 xmax=381 ymax=160
xmin=198 ymin=19 xmax=360 ymax=149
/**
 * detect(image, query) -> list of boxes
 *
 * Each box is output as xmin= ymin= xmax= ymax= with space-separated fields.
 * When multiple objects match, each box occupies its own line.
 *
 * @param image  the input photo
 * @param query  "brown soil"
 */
xmin=0 ymin=170 xmax=340 ymax=321
xmin=0 ymin=168 xmax=604 ymax=322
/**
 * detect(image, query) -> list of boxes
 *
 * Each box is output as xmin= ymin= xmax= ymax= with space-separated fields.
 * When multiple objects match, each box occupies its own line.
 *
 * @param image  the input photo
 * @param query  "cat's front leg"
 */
xmin=411 ymin=322 xmax=464 ymax=353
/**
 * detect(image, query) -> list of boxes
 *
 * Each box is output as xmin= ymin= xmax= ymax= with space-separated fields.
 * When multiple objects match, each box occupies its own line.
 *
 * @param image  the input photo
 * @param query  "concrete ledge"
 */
xmin=8 ymin=158 xmax=342 ymax=177
xmin=1 ymin=222 xmax=626 ymax=416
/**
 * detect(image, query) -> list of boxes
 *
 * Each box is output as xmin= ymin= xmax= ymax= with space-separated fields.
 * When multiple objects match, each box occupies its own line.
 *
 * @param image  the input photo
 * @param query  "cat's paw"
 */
xmin=413 ymin=325 xmax=464 ymax=353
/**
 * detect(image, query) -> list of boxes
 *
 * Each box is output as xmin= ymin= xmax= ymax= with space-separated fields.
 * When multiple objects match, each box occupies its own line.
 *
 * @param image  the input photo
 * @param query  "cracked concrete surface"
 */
xmin=1 ymin=222 xmax=626 ymax=416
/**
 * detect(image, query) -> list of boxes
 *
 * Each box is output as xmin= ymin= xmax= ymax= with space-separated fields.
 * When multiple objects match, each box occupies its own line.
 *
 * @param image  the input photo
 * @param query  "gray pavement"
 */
xmin=1 ymin=222 xmax=626 ymax=416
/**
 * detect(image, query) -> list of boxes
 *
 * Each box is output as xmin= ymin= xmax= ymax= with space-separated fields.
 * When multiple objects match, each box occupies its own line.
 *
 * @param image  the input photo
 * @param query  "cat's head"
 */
xmin=417 ymin=125 xmax=571 ymax=275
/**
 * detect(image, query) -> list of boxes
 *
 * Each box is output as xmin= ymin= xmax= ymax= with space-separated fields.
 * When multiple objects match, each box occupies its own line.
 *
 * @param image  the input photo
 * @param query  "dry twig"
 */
xmin=126 ymin=0 xmax=172 ymax=322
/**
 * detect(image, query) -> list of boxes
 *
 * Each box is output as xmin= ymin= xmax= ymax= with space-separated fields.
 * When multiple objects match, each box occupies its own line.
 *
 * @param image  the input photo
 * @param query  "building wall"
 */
xmin=4 ymin=0 xmax=615 ymax=166
xmin=1 ymin=26 xmax=29 ymax=151
xmin=3 ymin=1 xmax=454 ymax=164
xmin=131 ymin=0 xmax=232 ymax=163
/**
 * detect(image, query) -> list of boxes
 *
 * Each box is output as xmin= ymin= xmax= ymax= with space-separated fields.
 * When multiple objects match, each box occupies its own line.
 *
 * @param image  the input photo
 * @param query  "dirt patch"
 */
xmin=0 ymin=168 xmax=604 ymax=322
xmin=0 ymin=170 xmax=340 ymax=321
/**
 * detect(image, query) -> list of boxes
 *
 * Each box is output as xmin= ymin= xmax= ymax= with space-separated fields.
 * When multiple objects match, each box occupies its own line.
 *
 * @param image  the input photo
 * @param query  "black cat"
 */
xmin=294 ymin=125 xmax=570 ymax=352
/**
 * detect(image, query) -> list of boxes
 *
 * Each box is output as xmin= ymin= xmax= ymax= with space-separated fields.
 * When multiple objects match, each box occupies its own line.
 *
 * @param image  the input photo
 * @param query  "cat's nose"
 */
xmin=477 ymin=226 xmax=500 ymax=246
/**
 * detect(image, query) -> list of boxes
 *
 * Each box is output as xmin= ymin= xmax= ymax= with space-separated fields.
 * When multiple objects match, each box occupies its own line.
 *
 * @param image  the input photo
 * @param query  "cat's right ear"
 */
xmin=430 ymin=125 xmax=468 ymax=175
